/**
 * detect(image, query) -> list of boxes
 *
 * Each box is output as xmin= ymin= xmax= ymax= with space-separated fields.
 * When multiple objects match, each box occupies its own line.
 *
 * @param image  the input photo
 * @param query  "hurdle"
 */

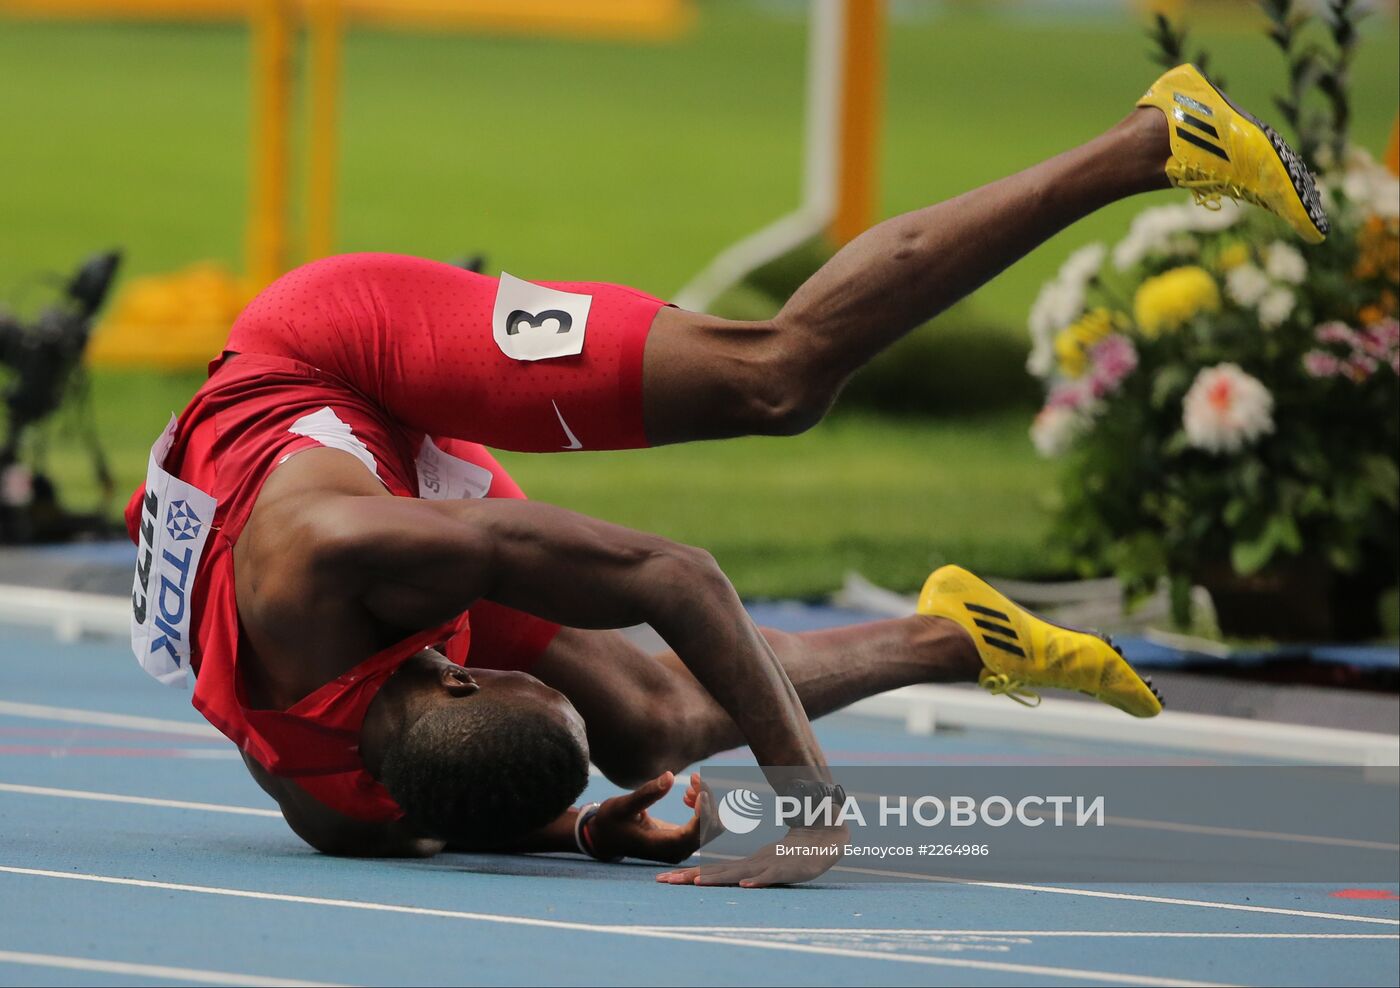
xmin=673 ymin=0 xmax=887 ymax=311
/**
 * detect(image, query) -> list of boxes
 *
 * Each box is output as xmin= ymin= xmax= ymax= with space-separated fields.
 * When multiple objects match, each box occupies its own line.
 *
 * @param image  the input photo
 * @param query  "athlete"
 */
xmin=126 ymin=66 xmax=1325 ymax=886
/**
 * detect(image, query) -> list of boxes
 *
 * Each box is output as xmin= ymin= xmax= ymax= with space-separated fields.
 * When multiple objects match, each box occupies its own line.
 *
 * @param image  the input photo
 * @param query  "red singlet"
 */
xmin=126 ymin=254 xmax=667 ymax=820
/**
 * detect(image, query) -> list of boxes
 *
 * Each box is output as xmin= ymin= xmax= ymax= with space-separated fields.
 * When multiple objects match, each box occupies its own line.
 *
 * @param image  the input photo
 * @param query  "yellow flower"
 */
xmin=1354 ymin=215 xmax=1399 ymax=284
xmin=1133 ymin=266 xmax=1220 ymax=338
xmin=1215 ymin=242 xmax=1251 ymax=271
xmin=1053 ymin=307 xmax=1124 ymax=378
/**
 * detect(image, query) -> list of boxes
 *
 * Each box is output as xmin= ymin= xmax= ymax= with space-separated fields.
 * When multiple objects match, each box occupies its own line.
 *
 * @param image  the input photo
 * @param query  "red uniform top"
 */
xmin=125 ymin=351 xmax=554 ymax=822
xmin=125 ymin=255 xmax=664 ymax=824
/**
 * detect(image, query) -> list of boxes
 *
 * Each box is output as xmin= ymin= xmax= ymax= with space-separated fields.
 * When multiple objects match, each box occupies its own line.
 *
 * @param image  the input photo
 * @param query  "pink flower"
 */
xmin=1087 ymin=333 xmax=1138 ymax=397
xmin=1368 ymin=318 xmax=1399 ymax=349
xmin=1303 ymin=350 xmax=1342 ymax=378
xmin=1357 ymin=329 xmax=1391 ymax=359
xmin=1046 ymin=381 xmax=1091 ymax=410
xmin=1315 ymin=320 xmax=1357 ymax=346
xmin=1030 ymin=405 xmax=1082 ymax=458
xmin=1362 ymin=318 xmax=1400 ymax=371
xmin=1344 ymin=354 xmax=1380 ymax=382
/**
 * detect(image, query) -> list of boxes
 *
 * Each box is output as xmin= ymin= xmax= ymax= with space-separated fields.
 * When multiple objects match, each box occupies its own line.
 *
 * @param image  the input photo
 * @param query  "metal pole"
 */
xmin=829 ymin=0 xmax=885 ymax=245
xmin=247 ymin=0 xmax=295 ymax=286
xmin=305 ymin=0 xmax=343 ymax=261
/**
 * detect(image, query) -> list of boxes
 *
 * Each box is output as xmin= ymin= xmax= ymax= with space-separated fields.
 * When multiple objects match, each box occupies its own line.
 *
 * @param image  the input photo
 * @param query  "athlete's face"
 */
xmin=410 ymin=659 xmax=588 ymax=751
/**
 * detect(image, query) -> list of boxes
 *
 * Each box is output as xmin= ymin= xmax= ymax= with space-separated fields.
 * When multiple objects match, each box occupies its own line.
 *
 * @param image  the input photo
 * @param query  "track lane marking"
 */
xmin=8 ymin=781 xmax=1398 ymax=927
xmin=0 ymin=866 xmax=1229 ymax=987
xmin=634 ymin=927 xmax=1399 ymax=938
xmin=0 ymin=782 xmax=281 ymax=817
xmin=691 ymin=852 xmax=1400 ymax=926
xmin=0 ymin=701 xmax=220 ymax=739
xmin=0 ymin=949 xmax=345 ymax=987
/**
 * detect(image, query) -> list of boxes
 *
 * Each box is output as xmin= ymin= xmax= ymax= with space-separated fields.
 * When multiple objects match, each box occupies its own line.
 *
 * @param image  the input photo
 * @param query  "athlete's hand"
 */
xmin=586 ymin=771 xmax=722 ymax=865
xmin=655 ymin=824 xmax=847 ymax=888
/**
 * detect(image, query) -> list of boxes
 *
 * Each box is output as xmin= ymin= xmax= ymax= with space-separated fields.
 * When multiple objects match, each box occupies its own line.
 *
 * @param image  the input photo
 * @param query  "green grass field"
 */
xmin=2 ymin=2 xmax=1397 ymax=595
xmin=44 ymin=370 xmax=1056 ymax=597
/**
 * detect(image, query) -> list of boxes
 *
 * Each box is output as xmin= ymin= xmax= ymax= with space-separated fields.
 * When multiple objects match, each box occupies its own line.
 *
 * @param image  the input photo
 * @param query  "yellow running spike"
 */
xmin=1138 ymin=63 xmax=1328 ymax=243
xmin=919 ymin=565 xmax=1163 ymax=718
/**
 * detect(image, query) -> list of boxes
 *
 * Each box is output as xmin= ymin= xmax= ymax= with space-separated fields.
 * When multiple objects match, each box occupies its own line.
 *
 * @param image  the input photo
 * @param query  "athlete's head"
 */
xmin=363 ymin=651 xmax=589 ymax=847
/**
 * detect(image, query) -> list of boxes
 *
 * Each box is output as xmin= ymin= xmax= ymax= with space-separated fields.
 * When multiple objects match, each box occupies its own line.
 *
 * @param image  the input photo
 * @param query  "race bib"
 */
xmin=492 ymin=272 xmax=591 ymax=362
xmin=130 ymin=416 xmax=218 ymax=688
xmin=415 ymin=437 xmax=493 ymax=501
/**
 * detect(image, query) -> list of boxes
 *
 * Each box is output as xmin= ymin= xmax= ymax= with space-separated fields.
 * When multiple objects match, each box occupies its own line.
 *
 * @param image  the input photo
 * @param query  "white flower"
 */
xmin=1028 ymin=282 xmax=1082 ymax=377
xmin=1226 ymin=263 xmax=1271 ymax=307
xmin=1111 ymin=198 xmax=1244 ymax=272
xmin=1183 ymin=196 xmax=1245 ymax=232
xmin=1264 ymin=242 xmax=1307 ymax=285
xmin=1028 ymin=242 xmax=1105 ymax=378
xmin=1336 ymin=147 xmax=1400 ymax=220
xmin=1061 ymin=242 xmax=1108 ymax=284
xmin=1030 ymin=405 xmax=1082 ymax=458
xmin=1113 ymin=204 xmax=1189 ymax=270
xmin=1258 ymin=287 xmax=1296 ymax=329
xmin=1182 ymin=363 xmax=1275 ymax=454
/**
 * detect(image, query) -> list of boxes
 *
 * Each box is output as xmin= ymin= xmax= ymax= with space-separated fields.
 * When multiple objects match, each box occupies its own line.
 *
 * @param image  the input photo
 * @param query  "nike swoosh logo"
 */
xmin=552 ymin=400 xmax=583 ymax=450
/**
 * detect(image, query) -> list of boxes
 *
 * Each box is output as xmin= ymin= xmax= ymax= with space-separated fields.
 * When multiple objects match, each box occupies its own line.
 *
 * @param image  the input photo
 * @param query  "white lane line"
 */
xmin=0 ymin=782 xmax=280 ymax=818
xmin=0 ymin=701 xmax=221 ymax=739
xmin=635 ymin=927 xmax=1399 ymax=939
xmin=1096 ymin=813 xmax=1399 ymax=853
xmin=0 ymin=866 xmax=1228 ymax=988
xmin=0 ymin=747 xmax=236 ymax=760
xmin=693 ymin=853 xmax=1400 ymax=926
xmin=0 ymin=949 xmax=345 ymax=987
xmin=10 ymin=782 xmax=1398 ymax=929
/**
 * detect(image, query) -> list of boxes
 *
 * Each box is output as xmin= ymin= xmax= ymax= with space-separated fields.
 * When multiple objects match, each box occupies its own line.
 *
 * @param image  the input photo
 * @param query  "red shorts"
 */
xmin=226 ymin=253 xmax=668 ymax=453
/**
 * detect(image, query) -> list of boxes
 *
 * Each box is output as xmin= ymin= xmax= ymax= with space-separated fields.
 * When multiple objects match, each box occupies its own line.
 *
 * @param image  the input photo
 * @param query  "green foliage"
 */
xmin=1147 ymin=11 xmax=1225 ymax=89
xmin=1036 ymin=193 xmax=1399 ymax=625
xmin=1260 ymin=0 xmax=1370 ymax=169
xmin=1025 ymin=5 xmax=1400 ymax=629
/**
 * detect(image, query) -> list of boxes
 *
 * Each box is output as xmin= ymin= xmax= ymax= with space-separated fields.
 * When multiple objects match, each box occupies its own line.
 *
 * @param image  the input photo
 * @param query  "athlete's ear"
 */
xmin=440 ymin=667 xmax=479 ymax=697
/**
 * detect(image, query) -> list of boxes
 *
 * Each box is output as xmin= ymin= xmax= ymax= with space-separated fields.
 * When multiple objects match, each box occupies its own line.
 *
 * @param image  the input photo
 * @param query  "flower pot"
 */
xmin=1196 ymin=556 xmax=1391 ymax=642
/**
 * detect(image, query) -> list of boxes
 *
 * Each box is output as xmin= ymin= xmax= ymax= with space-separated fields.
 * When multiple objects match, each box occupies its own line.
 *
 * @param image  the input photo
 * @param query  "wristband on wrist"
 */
xmin=573 ymin=802 xmax=601 ymax=857
xmin=574 ymin=802 xmax=622 ymax=862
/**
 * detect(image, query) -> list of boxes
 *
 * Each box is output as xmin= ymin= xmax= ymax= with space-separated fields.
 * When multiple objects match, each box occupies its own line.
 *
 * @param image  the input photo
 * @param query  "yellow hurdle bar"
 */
xmin=305 ymin=0 xmax=344 ymax=261
xmin=248 ymin=0 xmax=295 ymax=287
xmin=829 ymin=0 xmax=886 ymax=246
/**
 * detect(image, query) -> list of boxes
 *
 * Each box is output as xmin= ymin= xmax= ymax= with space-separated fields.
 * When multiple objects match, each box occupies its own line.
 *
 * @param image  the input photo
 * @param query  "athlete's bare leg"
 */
xmin=643 ymin=109 xmax=1171 ymax=444
xmin=530 ymin=618 xmax=980 ymax=787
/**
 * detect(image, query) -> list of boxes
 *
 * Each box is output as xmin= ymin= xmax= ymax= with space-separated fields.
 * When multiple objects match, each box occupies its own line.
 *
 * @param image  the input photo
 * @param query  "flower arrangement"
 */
xmin=1027 ymin=1 xmax=1399 ymax=639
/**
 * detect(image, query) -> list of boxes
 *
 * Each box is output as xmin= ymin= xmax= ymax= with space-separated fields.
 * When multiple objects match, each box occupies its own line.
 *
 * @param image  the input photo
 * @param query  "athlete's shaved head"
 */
xmin=365 ymin=656 xmax=590 ymax=848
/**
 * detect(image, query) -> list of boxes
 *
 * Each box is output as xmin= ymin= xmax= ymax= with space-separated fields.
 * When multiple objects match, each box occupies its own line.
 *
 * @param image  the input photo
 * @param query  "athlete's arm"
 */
xmin=312 ymin=493 xmax=832 ymax=785
xmin=305 ymin=491 xmax=842 ymax=884
xmin=245 ymin=753 xmax=712 ymax=863
xmin=450 ymin=772 xmax=718 ymax=865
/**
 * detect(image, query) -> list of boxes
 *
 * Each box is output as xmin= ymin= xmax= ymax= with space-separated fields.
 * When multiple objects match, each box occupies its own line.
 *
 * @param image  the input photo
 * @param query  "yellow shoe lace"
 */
xmin=979 ymin=673 xmax=1042 ymax=707
xmin=1173 ymin=164 xmax=1270 ymax=212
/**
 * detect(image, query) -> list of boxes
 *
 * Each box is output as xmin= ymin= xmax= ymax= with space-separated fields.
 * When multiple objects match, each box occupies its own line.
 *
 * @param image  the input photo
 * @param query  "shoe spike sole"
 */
xmin=1193 ymin=66 xmax=1329 ymax=240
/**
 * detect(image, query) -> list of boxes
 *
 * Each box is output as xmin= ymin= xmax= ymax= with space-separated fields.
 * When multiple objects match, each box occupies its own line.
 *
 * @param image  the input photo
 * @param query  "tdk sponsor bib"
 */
xmin=130 ymin=416 xmax=218 ymax=688
xmin=415 ymin=437 xmax=493 ymax=501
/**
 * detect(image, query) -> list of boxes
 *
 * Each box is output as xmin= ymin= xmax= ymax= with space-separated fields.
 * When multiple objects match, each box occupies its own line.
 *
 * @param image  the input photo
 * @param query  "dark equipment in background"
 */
xmin=0 ymin=250 xmax=122 ymax=543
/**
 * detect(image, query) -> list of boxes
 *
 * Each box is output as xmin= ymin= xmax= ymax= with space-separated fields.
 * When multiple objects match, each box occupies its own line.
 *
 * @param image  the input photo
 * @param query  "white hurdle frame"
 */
xmin=671 ymin=0 xmax=843 ymax=312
